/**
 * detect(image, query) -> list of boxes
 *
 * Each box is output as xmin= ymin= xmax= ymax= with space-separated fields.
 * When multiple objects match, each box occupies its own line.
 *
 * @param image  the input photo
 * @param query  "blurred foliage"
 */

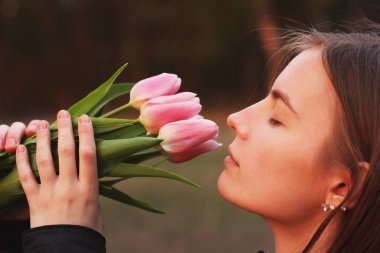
xmin=0 ymin=0 xmax=378 ymax=122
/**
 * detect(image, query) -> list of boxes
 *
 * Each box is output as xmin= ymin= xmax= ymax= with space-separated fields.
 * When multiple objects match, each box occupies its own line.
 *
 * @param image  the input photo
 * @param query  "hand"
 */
xmin=15 ymin=110 xmax=104 ymax=235
xmin=0 ymin=120 xmax=41 ymax=152
xmin=0 ymin=120 xmax=42 ymax=221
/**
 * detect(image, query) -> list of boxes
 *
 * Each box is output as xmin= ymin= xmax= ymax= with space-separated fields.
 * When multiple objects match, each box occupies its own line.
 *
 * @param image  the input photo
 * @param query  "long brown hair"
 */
xmin=269 ymin=19 xmax=380 ymax=252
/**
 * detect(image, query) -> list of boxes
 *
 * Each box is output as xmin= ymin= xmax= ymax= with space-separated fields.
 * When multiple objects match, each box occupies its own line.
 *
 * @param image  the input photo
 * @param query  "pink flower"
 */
xmin=139 ymin=92 xmax=202 ymax=134
xmin=158 ymin=119 xmax=219 ymax=154
xmin=130 ymin=73 xmax=181 ymax=109
xmin=168 ymin=140 xmax=222 ymax=163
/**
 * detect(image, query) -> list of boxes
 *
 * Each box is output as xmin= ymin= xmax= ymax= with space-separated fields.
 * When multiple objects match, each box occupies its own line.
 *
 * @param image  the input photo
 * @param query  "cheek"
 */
xmin=218 ymin=125 xmax=327 ymax=221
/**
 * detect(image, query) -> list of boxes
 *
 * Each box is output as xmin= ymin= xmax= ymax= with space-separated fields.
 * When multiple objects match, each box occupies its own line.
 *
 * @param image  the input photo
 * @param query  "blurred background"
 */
xmin=0 ymin=0 xmax=379 ymax=252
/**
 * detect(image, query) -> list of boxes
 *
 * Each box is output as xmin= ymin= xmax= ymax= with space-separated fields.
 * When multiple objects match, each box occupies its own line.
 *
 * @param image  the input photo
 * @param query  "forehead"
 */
xmin=272 ymin=48 xmax=338 ymax=122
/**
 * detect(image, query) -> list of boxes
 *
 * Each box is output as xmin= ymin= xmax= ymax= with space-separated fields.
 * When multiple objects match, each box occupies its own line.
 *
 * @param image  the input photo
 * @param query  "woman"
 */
xmin=6 ymin=19 xmax=380 ymax=252
xmin=218 ymin=20 xmax=380 ymax=252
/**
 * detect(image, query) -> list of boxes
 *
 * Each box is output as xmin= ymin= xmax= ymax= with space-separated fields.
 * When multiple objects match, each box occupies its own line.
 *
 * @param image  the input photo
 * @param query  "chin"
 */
xmin=217 ymin=170 xmax=244 ymax=208
xmin=217 ymin=170 xmax=264 ymax=215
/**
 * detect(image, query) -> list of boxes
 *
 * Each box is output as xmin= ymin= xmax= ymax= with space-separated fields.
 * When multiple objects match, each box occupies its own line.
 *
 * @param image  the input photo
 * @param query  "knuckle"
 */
xmin=82 ymin=181 xmax=97 ymax=192
xmin=80 ymin=147 xmax=96 ymax=160
xmin=18 ymin=171 xmax=30 ymax=183
xmin=37 ymin=158 xmax=51 ymax=168
xmin=59 ymin=146 xmax=75 ymax=157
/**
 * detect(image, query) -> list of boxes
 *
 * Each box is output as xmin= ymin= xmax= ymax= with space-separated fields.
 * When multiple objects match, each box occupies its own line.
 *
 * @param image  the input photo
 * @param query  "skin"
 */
xmin=0 ymin=120 xmax=41 ymax=220
xmin=218 ymin=48 xmax=354 ymax=252
xmin=15 ymin=110 xmax=104 ymax=235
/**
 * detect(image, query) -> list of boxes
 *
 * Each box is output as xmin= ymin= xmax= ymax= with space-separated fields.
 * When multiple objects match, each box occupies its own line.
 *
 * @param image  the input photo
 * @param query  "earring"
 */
xmin=322 ymin=203 xmax=348 ymax=212
xmin=321 ymin=203 xmax=336 ymax=212
xmin=321 ymin=203 xmax=329 ymax=212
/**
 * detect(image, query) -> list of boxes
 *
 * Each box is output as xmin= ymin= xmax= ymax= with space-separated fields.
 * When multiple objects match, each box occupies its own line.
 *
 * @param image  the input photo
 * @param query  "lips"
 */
xmin=227 ymin=146 xmax=239 ymax=166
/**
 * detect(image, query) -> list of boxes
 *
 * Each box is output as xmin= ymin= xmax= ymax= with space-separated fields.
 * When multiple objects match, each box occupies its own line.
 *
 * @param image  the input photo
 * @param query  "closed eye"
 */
xmin=269 ymin=118 xmax=282 ymax=126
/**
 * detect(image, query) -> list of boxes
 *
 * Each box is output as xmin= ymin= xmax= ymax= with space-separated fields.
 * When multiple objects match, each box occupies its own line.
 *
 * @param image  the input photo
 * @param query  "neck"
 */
xmin=265 ymin=213 xmax=340 ymax=253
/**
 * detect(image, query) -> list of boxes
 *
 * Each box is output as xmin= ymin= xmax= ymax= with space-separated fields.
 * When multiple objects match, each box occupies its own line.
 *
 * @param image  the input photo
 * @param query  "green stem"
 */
xmin=152 ymin=157 xmax=169 ymax=167
xmin=100 ymin=102 xmax=133 ymax=118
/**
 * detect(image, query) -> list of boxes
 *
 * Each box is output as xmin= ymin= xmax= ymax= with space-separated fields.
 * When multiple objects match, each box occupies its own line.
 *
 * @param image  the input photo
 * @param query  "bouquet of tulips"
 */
xmin=0 ymin=64 xmax=221 ymax=214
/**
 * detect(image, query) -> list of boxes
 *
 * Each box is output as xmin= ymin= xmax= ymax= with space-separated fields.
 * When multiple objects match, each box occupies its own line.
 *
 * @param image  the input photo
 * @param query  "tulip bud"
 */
xmin=168 ymin=140 xmax=222 ymax=163
xmin=130 ymin=73 xmax=181 ymax=109
xmin=139 ymin=92 xmax=202 ymax=134
xmin=158 ymin=119 xmax=219 ymax=154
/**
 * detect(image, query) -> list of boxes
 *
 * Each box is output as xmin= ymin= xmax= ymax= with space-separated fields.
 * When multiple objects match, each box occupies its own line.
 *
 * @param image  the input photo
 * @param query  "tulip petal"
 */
xmin=145 ymin=92 xmax=198 ymax=104
xmin=158 ymin=119 xmax=219 ymax=153
xmin=169 ymin=140 xmax=222 ymax=163
xmin=130 ymin=73 xmax=181 ymax=109
xmin=140 ymin=101 xmax=202 ymax=134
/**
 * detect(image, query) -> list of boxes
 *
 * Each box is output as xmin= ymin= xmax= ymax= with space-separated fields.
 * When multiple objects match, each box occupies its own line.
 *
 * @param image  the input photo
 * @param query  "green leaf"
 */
xmin=88 ymin=83 xmax=134 ymax=117
xmin=99 ymin=183 xmax=164 ymax=214
xmin=67 ymin=63 xmax=128 ymax=117
xmin=124 ymin=149 xmax=162 ymax=164
xmin=99 ymin=178 xmax=128 ymax=186
xmin=106 ymin=163 xmax=200 ymax=187
xmin=97 ymin=122 xmax=147 ymax=140
xmin=96 ymin=137 xmax=162 ymax=176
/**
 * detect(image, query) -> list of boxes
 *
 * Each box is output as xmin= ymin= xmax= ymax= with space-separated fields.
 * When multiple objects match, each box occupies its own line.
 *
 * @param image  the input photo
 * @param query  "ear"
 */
xmin=325 ymin=166 xmax=352 ymax=208
xmin=325 ymin=161 xmax=370 ymax=209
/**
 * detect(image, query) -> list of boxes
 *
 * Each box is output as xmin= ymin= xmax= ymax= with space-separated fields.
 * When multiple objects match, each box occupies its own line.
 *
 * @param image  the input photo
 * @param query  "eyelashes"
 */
xmin=268 ymin=118 xmax=282 ymax=126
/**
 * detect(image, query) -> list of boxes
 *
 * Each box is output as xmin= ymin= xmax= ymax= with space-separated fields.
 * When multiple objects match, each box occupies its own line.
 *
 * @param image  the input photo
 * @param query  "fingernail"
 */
xmin=58 ymin=110 xmax=69 ymax=119
xmin=80 ymin=114 xmax=90 ymax=123
xmin=17 ymin=145 xmax=26 ymax=153
xmin=7 ymin=138 xmax=16 ymax=146
xmin=37 ymin=121 xmax=48 ymax=130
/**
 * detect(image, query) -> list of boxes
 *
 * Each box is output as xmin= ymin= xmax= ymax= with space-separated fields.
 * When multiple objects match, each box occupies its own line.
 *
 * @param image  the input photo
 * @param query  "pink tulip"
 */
xmin=130 ymin=73 xmax=181 ymax=109
xmin=144 ymin=92 xmax=199 ymax=105
xmin=168 ymin=140 xmax=222 ymax=163
xmin=158 ymin=119 xmax=219 ymax=154
xmin=139 ymin=92 xmax=202 ymax=134
xmin=191 ymin=115 xmax=204 ymax=120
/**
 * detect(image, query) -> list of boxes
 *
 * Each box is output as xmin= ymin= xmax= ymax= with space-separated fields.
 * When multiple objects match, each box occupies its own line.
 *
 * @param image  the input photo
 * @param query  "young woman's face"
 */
xmin=218 ymin=49 xmax=339 ymax=222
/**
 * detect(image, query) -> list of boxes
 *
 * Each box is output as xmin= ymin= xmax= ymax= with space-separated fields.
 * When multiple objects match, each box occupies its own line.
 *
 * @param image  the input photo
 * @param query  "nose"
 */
xmin=227 ymin=110 xmax=249 ymax=139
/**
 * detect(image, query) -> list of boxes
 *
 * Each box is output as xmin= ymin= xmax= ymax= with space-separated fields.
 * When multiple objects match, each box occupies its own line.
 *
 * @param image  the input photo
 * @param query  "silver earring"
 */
xmin=322 ymin=203 xmax=347 ymax=212
xmin=321 ymin=203 xmax=329 ymax=212
xmin=321 ymin=203 xmax=336 ymax=212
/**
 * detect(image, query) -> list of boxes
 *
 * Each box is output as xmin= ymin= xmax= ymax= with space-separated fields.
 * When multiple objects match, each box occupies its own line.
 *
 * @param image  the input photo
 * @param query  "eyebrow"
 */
xmin=270 ymin=89 xmax=298 ymax=117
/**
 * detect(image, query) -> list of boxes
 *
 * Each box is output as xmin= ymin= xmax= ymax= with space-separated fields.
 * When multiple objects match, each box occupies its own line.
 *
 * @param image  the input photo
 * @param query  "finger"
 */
xmin=0 ymin=124 xmax=9 ymax=152
xmin=57 ymin=110 xmax=77 ymax=180
xmin=78 ymin=115 xmax=98 ymax=186
xmin=36 ymin=121 xmax=57 ymax=184
xmin=5 ymin=122 xmax=26 ymax=153
xmin=25 ymin=120 xmax=42 ymax=137
xmin=16 ymin=145 xmax=39 ymax=197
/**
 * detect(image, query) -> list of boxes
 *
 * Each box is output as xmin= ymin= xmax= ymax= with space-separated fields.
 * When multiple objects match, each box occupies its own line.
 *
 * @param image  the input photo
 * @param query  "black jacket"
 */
xmin=0 ymin=221 xmax=106 ymax=253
